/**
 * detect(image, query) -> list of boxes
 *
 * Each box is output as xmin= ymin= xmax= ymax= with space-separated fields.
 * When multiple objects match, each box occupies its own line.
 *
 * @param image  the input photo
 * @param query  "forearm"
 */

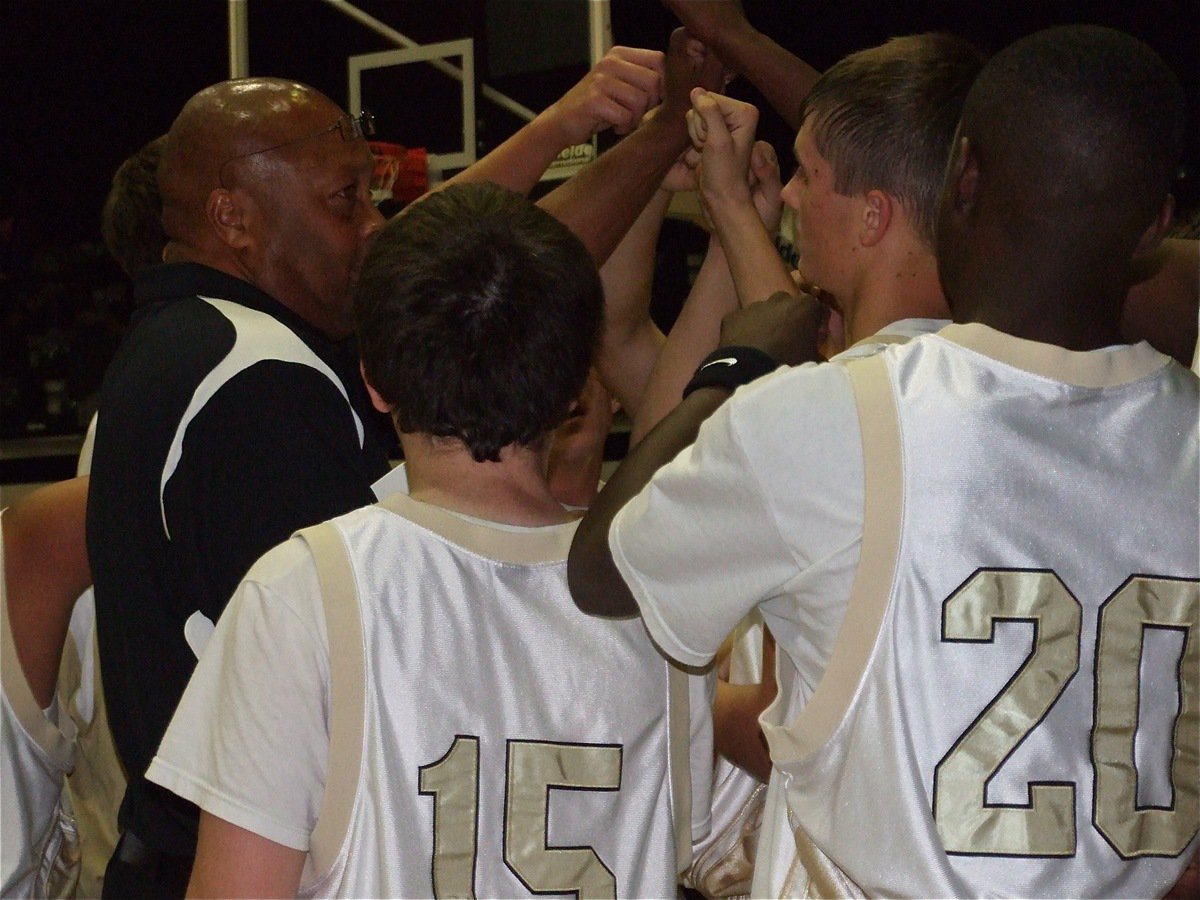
xmin=539 ymin=112 xmax=690 ymax=266
xmin=723 ymin=29 xmax=821 ymax=131
xmin=713 ymin=680 xmax=773 ymax=783
xmin=597 ymin=323 xmax=665 ymax=418
xmin=597 ymin=188 xmax=673 ymax=411
xmin=444 ymin=108 xmax=578 ymax=196
xmin=568 ymin=386 xmax=731 ymax=617
xmin=631 ymin=236 xmax=738 ymax=444
xmin=708 ymin=196 xmax=796 ymax=308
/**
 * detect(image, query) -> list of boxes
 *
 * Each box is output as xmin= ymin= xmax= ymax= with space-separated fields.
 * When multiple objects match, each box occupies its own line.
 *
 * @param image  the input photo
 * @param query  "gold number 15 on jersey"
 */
xmin=933 ymin=571 xmax=1198 ymax=859
xmin=419 ymin=736 xmax=622 ymax=898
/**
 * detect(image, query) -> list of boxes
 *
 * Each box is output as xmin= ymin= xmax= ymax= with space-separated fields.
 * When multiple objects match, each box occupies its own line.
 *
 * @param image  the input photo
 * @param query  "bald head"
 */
xmin=156 ymin=77 xmax=383 ymax=338
xmin=159 ymin=77 xmax=345 ymax=247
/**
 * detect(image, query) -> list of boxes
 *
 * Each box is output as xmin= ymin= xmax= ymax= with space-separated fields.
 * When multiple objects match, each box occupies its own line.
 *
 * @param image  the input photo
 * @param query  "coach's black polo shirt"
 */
xmin=87 ymin=263 xmax=393 ymax=856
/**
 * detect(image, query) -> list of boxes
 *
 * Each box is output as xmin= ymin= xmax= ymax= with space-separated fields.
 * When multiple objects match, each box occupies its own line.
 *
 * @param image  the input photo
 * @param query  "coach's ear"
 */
xmin=360 ymin=363 xmax=395 ymax=415
xmin=207 ymin=188 xmax=252 ymax=251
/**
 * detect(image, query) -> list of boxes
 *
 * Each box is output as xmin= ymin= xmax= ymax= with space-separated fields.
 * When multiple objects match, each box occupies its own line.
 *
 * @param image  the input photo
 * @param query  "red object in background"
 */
xmin=368 ymin=141 xmax=428 ymax=205
xmin=395 ymin=147 xmax=428 ymax=204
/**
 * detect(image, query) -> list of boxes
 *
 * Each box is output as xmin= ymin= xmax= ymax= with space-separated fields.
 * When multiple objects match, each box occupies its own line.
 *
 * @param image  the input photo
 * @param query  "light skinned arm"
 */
xmin=663 ymin=0 xmax=820 ymax=130
xmin=692 ymin=89 xmax=797 ymax=309
xmin=595 ymin=187 xmax=671 ymax=414
xmin=713 ymin=631 xmax=776 ymax=782
xmin=186 ymin=812 xmax=305 ymax=899
xmin=1120 ymin=237 xmax=1198 ymax=366
xmin=630 ymin=235 xmax=736 ymax=444
xmin=568 ymin=291 xmax=823 ymax=617
xmin=595 ymin=140 xmax=711 ymax=416
xmin=538 ymin=28 xmax=726 ymax=267
xmin=631 ymin=139 xmax=784 ymax=444
xmin=444 ymin=45 xmax=665 ymax=195
xmin=3 ymin=475 xmax=90 ymax=707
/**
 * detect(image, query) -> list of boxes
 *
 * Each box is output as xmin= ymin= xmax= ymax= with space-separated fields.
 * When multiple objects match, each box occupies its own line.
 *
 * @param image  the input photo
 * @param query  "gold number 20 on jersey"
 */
xmin=933 ymin=571 xmax=1198 ymax=859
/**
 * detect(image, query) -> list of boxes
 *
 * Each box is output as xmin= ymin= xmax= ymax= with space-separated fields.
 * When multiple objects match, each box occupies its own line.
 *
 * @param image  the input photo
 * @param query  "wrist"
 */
xmin=531 ymin=104 xmax=580 ymax=156
xmin=705 ymin=187 xmax=757 ymax=218
xmin=682 ymin=346 xmax=781 ymax=399
xmin=643 ymin=102 xmax=691 ymax=147
xmin=711 ymin=19 xmax=759 ymax=65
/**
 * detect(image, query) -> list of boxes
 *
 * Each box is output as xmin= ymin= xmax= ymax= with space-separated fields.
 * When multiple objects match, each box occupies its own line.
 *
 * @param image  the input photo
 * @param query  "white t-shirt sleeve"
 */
xmin=609 ymin=363 xmax=863 ymax=671
xmin=146 ymin=537 xmax=330 ymax=851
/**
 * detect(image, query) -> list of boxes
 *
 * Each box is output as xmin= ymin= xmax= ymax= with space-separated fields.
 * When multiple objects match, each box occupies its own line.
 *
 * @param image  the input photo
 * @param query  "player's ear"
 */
xmin=946 ymin=135 xmax=979 ymax=216
xmin=360 ymin=362 xmax=395 ymax=415
xmin=859 ymin=189 xmax=893 ymax=248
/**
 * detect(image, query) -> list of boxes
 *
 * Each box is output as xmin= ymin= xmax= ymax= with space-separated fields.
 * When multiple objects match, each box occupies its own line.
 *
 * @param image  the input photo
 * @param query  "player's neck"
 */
xmin=847 ymin=242 xmax=948 ymax=344
xmin=400 ymin=433 xmax=578 ymax=527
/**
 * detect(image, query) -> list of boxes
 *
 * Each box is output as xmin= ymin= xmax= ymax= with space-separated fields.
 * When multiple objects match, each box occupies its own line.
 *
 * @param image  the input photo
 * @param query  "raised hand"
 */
xmin=747 ymin=140 xmax=782 ymax=232
xmin=688 ymin=88 xmax=760 ymax=211
xmin=662 ymin=0 xmax=752 ymax=63
xmin=661 ymin=145 xmax=702 ymax=194
xmin=546 ymin=46 xmax=666 ymax=145
xmin=659 ymin=27 xmax=729 ymax=128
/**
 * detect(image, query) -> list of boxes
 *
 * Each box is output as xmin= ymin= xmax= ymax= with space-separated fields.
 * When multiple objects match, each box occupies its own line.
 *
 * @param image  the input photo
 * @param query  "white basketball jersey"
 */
xmin=298 ymin=492 xmax=693 ymax=899
xmin=761 ymin=325 xmax=1200 ymax=897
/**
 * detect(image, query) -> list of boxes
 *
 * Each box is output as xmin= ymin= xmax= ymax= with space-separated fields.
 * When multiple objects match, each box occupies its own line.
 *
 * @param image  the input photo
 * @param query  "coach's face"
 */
xmin=244 ymin=104 xmax=385 ymax=339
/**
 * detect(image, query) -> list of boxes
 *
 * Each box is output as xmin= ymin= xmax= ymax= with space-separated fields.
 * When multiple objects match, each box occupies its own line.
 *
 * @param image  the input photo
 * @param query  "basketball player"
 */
xmin=146 ymin=182 xmax=711 ymax=897
xmin=2 ymin=476 xmax=90 ymax=897
xmin=570 ymin=24 xmax=1198 ymax=897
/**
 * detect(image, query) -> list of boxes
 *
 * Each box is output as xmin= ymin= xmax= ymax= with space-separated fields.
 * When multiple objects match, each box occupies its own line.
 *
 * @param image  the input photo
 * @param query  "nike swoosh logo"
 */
xmin=701 ymin=357 xmax=738 ymax=369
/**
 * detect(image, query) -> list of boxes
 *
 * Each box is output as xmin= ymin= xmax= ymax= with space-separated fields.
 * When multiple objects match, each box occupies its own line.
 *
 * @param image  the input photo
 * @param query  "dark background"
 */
xmin=2 ymin=0 xmax=1197 ymax=438
xmin=4 ymin=0 xmax=1198 ymax=246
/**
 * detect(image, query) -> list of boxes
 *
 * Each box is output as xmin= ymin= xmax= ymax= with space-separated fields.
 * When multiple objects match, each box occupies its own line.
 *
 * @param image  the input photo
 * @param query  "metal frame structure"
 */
xmin=349 ymin=38 xmax=476 ymax=173
xmin=226 ymin=0 xmax=613 ymax=179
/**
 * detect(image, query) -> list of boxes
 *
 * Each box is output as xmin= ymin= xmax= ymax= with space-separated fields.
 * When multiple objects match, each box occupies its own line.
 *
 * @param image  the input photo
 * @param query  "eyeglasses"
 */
xmin=218 ymin=111 xmax=376 ymax=187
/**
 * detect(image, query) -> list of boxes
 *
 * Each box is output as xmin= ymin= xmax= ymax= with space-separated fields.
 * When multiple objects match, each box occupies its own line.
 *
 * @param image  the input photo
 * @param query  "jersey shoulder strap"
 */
xmin=296 ymin=521 xmax=366 ymax=876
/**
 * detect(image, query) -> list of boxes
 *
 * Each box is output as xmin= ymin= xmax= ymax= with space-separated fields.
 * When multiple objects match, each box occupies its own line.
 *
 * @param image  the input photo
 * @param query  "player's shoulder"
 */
xmin=239 ymin=532 xmax=325 ymax=606
xmin=724 ymin=358 xmax=856 ymax=432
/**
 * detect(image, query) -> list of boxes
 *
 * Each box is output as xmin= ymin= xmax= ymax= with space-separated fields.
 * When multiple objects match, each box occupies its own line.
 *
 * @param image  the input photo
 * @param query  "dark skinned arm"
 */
xmin=663 ymin=0 xmax=821 ymax=130
xmin=538 ymin=28 xmax=726 ymax=267
xmin=568 ymin=290 xmax=823 ymax=617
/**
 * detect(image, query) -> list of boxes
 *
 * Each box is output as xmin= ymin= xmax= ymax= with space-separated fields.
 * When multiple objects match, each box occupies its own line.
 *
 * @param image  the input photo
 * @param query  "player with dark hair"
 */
xmin=100 ymin=135 xmax=167 ymax=280
xmin=570 ymin=24 xmax=1198 ymax=896
xmin=147 ymin=182 xmax=710 ymax=897
xmin=355 ymin=183 xmax=602 ymax=463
